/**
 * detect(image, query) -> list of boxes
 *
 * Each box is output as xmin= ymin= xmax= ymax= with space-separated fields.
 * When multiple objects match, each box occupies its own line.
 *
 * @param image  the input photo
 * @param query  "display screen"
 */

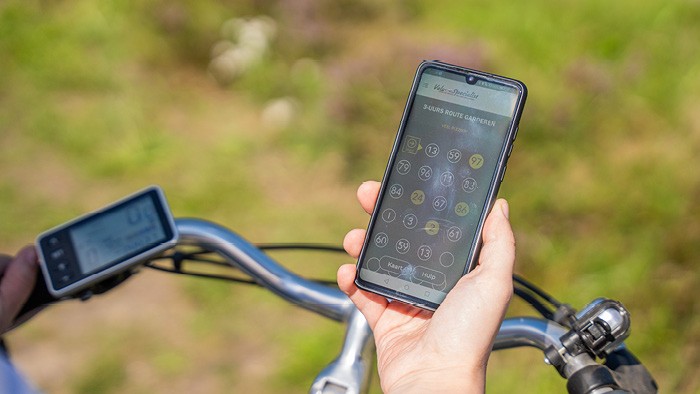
xmin=70 ymin=194 xmax=168 ymax=274
xmin=358 ymin=66 xmax=521 ymax=305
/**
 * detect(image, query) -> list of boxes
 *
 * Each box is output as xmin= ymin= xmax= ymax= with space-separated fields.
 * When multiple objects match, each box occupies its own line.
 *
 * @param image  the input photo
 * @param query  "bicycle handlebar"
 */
xmin=176 ymin=218 xmax=571 ymax=350
xmin=16 ymin=217 xmax=656 ymax=394
xmin=14 ymin=217 xmax=573 ymax=350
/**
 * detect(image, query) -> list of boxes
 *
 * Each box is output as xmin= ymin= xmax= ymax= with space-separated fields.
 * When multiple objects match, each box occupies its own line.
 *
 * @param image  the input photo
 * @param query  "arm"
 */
xmin=337 ymin=181 xmax=515 ymax=393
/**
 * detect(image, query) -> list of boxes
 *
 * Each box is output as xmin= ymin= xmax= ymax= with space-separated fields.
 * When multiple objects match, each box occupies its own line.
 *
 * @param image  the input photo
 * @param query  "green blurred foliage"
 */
xmin=1 ymin=0 xmax=698 ymax=393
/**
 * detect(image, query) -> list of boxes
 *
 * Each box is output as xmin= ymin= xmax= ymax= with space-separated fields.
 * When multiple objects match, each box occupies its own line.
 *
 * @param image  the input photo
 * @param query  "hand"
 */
xmin=337 ymin=181 xmax=515 ymax=394
xmin=0 ymin=246 xmax=39 ymax=333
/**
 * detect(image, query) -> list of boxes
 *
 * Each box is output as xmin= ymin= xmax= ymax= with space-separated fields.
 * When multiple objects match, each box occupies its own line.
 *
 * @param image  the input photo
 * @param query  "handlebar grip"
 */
xmin=604 ymin=348 xmax=658 ymax=394
xmin=10 ymin=268 xmax=137 ymax=332
xmin=13 ymin=274 xmax=57 ymax=328
xmin=566 ymin=365 xmax=623 ymax=394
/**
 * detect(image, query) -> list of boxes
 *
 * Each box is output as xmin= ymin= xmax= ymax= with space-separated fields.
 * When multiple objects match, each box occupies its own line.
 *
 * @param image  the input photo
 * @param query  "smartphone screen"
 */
xmin=355 ymin=61 xmax=526 ymax=310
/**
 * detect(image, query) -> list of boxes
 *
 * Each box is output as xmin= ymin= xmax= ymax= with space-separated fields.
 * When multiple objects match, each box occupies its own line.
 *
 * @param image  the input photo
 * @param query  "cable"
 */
xmin=145 ymin=262 xmax=259 ymax=285
xmin=150 ymin=245 xmax=566 ymax=318
xmin=255 ymin=244 xmax=346 ymax=253
xmin=144 ymin=256 xmax=339 ymax=287
xmin=513 ymin=273 xmax=562 ymax=307
xmin=256 ymin=246 xmax=567 ymax=315
xmin=256 ymin=246 xmax=564 ymax=311
xmin=513 ymin=286 xmax=555 ymax=320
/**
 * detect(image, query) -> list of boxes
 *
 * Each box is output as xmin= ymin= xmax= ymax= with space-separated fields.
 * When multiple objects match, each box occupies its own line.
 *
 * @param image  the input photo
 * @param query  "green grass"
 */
xmin=73 ymin=352 xmax=128 ymax=394
xmin=1 ymin=0 xmax=698 ymax=392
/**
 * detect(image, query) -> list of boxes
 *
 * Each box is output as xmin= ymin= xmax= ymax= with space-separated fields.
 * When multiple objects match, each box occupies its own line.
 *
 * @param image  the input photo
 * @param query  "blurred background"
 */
xmin=1 ymin=0 xmax=698 ymax=393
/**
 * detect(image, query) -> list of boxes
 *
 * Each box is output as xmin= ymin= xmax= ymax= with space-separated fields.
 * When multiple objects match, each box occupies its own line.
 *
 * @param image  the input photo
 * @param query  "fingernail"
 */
xmin=500 ymin=200 xmax=510 ymax=219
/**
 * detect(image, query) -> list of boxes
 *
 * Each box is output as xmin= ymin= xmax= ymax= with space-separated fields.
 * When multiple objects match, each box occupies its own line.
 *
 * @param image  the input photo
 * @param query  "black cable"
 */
xmin=155 ymin=245 xmax=564 ymax=316
xmin=145 ymin=262 xmax=259 ymax=284
xmin=154 ymin=244 xmax=347 ymax=286
xmin=513 ymin=273 xmax=562 ymax=307
xmin=144 ymin=258 xmax=339 ymax=287
xmin=257 ymin=245 xmax=565 ymax=311
xmin=256 ymin=246 xmax=566 ymax=314
xmin=255 ymin=244 xmax=346 ymax=253
xmin=513 ymin=286 xmax=555 ymax=320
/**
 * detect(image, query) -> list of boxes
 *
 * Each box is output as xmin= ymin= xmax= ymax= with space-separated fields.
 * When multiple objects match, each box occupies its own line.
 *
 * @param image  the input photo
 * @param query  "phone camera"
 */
xmin=467 ymin=75 xmax=478 ymax=85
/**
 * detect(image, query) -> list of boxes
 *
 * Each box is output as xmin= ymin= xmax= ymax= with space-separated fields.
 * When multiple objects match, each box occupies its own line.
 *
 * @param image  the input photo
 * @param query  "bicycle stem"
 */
xmin=310 ymin=308 xmax=375 ymax=394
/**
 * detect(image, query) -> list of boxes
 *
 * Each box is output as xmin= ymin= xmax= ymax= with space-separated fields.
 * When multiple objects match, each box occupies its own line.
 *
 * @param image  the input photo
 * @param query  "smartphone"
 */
xmin=354 ymin=60 xmax=527 ymax=310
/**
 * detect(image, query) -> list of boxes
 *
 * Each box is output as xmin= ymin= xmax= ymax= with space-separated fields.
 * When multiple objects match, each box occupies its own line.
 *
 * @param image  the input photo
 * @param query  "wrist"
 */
xmin=383 ymin=365 xmax=486 ymax=394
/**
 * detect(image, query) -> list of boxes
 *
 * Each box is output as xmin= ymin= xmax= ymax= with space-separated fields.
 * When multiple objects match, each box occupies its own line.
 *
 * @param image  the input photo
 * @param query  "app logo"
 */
xmin=402 ymin=136 xmax=422 ymax=154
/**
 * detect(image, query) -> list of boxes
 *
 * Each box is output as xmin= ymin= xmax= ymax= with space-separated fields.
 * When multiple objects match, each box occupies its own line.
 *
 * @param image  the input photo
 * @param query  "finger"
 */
xmin=343 ymin=229 xmax=366 ymax=259
xmin=337 ymin=264 xmax=388 ymax=329
xmin=471 ymin=199 xmax=515 ymax=289
xmin=357 ymin=181 xmax=381 ymax=215
xmin=0 ymin=246 xmax=39 ymax=331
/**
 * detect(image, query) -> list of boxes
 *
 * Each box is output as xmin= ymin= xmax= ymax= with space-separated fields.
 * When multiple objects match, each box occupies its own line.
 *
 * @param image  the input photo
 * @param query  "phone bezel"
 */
xmin=354 ymin=60 xmax=527 ymax=311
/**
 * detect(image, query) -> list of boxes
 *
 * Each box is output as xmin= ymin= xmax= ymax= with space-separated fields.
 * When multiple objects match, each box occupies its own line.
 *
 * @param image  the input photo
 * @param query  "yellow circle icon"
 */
xmin=455 ymin=202 xmax=470 ymax=217
xmin=410 ymin=190 xmax=425 ymax=205
xmin=425 ymin=220 xmax=440 ymax=235
xmin=469 ymin=154 xmax=484 ymax=169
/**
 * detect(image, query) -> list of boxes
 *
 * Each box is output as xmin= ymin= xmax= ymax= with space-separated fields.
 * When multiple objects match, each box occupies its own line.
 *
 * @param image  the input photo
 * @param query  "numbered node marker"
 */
xmin=469 ymin=154 xmax=484 ymax=169
xmin=424 ymin=220 xmax=440 ymax=235
xmin=403 ymin=214 xmax=418 ymax=229
xmin=418 ymin=165 xmax=433 ymax=181
xmin=447 ymin=226 xmax=462 ymax=242
xmin=440 ymin=171 xmax=455 ymax=187
xmin=455 ymin=202 xmax=470 ymax=217
xmin=374 ymin=233 xmax=389 ymax=248
xmin=432 ymin=196 xmax=447 ymax=212
xmin=397 ymin=160 xmax=411 ymax=175
xmin=410 ymin=190 xmax=425 ymax=205
xmin=395 ymin=239 xmax=410 ymax=254
xmin=389 ymin=184 xmax=404 ymax=199
xmin=447 ymin=149 xmax=462 ymax=163
xmin=425 ymin=143 xmax=440 ymax=158
xmin=462 ymin=177 xmax=477 ymax=193
xmin=381 ymin=208 xmax=397 ymax=223
xmin=417 ymin=245 xmax=433 ymax=261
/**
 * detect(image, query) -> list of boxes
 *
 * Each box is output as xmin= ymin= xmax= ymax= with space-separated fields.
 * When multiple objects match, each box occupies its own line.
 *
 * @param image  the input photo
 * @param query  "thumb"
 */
xmin=0 ymin=246 xmax=39 ymax=331
xmin=471 ymin=199 xmax=515 ymax=288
